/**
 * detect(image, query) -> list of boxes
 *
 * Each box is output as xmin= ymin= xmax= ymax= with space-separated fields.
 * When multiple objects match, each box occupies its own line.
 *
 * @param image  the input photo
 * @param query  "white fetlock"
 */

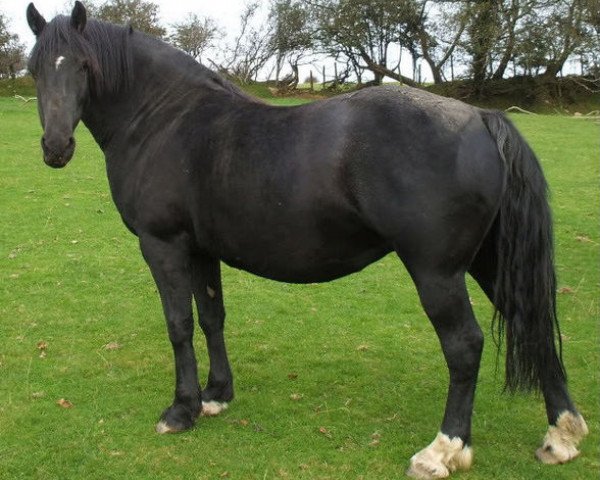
xmin=155 ymin=420 xmax=177 ymax=434
xmin=201 ymin=400 xmax=229 ymax=417
xmin=407 ymin=432 xmax=473 ymax=480
xmin=536 ymin=411 xmax=588 ymax=464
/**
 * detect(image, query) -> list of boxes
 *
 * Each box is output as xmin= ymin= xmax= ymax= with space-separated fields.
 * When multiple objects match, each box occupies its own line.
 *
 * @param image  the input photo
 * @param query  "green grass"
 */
xmin=0 ymin=96 xmax=598 ymax=479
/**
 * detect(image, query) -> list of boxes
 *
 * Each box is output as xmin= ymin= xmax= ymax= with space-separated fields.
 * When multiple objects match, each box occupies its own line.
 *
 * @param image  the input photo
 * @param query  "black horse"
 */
xmin=26 ymin=3 xmax=587 ymax=478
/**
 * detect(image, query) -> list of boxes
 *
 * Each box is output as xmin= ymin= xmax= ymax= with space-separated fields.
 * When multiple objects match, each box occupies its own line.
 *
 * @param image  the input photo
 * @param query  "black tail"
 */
xmin=480 ymin=110 xmax=566 ymax=392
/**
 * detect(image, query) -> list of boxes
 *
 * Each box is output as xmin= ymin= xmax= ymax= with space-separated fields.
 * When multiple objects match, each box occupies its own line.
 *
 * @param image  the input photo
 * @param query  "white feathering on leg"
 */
xmin=407 ymin=432 xmax=473 ymax=480
xmin=536 ymin=411 xmax=588 ymax=464
xmin=201 ymin=401 xmax=229 ymax=416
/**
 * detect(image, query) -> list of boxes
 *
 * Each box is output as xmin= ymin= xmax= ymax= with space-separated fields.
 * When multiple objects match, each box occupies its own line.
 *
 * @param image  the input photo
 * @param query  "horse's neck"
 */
xmin=82 ymin=38 xmax=218 ymax=151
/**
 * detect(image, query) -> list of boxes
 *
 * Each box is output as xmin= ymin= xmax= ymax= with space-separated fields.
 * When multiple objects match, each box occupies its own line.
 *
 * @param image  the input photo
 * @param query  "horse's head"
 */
xmin=27 ymin=2 xmax=91 ymax=168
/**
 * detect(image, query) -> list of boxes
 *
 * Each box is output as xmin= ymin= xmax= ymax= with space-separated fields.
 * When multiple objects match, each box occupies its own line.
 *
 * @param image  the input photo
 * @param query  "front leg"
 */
xmin=140 ymin=234 xmax=202 ymax=433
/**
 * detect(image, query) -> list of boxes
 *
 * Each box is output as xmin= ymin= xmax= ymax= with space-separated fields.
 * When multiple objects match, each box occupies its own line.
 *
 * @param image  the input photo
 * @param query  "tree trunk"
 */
xmin=358 ymin=47 xmax=418 ymax=86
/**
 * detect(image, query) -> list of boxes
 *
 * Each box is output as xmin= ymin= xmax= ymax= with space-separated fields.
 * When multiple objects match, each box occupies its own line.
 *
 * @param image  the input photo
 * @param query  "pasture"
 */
xmin=0 ymin=95 xmax=598 ymax=479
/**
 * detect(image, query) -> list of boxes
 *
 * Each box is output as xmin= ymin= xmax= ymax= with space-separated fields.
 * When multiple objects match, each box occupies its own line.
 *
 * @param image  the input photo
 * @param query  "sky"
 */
xmin=2 ymin=0 xmax=250 ymax=50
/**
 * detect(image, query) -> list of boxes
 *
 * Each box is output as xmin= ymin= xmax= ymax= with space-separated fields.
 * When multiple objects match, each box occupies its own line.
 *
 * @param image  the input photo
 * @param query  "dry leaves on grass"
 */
xmin=103 ymin=342 xmax=122 ymax=350
xmin=370 ymin=431 xmax=381 ymax=447
xmin=558 ymin=286 xmax=575 ymax=294
xmin=37 ymin=341 xmax=48 ymax=358
xmin=57 ymin=398 xmax=74 ymax=409
xmin=575 ymin=235 xmax=597 ymax=244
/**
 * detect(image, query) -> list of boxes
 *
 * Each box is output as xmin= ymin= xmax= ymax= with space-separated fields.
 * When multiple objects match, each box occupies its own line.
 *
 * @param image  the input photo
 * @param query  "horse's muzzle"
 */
xmin=41 ymin=135 xmax=75 ymax=168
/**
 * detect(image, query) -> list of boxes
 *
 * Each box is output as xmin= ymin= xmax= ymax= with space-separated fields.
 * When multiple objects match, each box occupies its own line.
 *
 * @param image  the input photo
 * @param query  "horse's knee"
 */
xmin=167 ymin=314 xmax=195 ymax=344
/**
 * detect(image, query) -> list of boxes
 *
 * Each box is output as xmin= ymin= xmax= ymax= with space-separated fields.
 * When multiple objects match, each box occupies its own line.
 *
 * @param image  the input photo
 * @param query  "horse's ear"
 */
xmin=27 ymin=3 xmax=47 ymax=37
xmin=71 ymin=1 xmax=87 ymax=33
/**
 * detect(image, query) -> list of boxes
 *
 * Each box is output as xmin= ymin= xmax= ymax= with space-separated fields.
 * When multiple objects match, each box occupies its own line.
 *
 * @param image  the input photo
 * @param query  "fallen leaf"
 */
xmin=319 ymin=426 xmax=332 ymax=438
xmin=57 ymin=398 xmax=74 ymax=409
xmin=558 ymin=286 xmax=574 ymax=294
xmin=220 ymin=472 xmax=229 ymax=478
xmin=370 ymin=431 xmax=381 ymax=446
xmin=290 ymin=393 xmax=303 ymax=401
xmin=103 ymin=342 xmax=121 ymax=350
xmin=356 ymin=344 xmax=369 ymax=352
xmin=239 ymin=419 xmax=249 ymax=426
xmin=36 ymin=341 xmax=48 ymax=350
xmin=287 ymin=372 xmax=298 ymax=380
xmin=575 ymin=235 xmax=595 ymax=244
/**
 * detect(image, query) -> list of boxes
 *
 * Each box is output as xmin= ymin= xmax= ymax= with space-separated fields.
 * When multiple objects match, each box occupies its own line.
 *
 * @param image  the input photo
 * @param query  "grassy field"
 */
xmin=0 ymin=95 xmax=598 ymax=479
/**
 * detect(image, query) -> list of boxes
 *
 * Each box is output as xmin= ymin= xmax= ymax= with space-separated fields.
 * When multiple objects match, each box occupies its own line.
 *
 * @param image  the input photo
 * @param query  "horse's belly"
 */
xmin=214 ymin=225 xmax=391 ymax=284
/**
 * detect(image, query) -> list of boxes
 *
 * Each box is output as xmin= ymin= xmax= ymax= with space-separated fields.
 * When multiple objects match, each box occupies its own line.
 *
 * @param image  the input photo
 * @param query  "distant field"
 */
xmin=0 ymin=96 xmax=597 ymax=479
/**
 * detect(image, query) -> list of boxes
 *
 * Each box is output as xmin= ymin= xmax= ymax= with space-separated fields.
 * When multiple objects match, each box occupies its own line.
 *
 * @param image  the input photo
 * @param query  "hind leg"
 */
xmin=192 ymin=254 xmax=233 ymax=416
xmin=469 ymin=244 xmax=588 ymax=465
xmin=406 ymin=270 xmax=482 ymax=479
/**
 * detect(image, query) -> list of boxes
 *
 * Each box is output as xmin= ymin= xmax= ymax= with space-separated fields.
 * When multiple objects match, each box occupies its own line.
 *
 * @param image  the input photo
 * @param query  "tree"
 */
xmin=538 ymin=0 xmax=588 ymax=78
xmin=0 ymin=14 xmax=25 ymax=79
xmin=170 ymin=14 xmax=221 ymax=62
xmin=216 ymin=2 xmax=276 ymax=83
xmin=269 ymin=0 xmax=315 ymax=87
xmin=88 ymin=0 xmax=166 ymax=38
xmin=464 ymin=0 xmax=502 ymax=93
xmin=311 ymin=0 xmax=420 ymax=86
xmin=413 ymin=0 xmax=467 ymax=84
xmin=580 ymin=0 xmax=600 ymax=75
xmin=491 ymin=0 xmax=536 ymax=79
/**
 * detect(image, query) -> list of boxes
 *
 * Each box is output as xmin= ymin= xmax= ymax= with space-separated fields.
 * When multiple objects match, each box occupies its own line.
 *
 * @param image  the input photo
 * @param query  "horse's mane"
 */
xmin=28 ymin=16 xmax=252 ymax=101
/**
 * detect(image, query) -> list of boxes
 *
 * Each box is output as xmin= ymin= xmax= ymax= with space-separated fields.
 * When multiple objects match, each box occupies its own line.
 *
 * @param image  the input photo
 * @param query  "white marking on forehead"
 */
xmin=55 ymin=56 xmax=66 ymax=70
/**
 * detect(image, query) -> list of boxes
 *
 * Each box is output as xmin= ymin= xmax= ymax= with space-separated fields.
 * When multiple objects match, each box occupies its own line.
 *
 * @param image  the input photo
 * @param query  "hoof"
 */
xmin=536 ymin=411 xmax=588 ymax=464
xmin=201 ymin=400 xmax=229 ymax=417
xmin=155 ymin=403 xmax=199 ymax=434
xmin=156 ymin=420 xmax=181 ymax=434
xmin=407 ymin=433 xmax=473 ymax=480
